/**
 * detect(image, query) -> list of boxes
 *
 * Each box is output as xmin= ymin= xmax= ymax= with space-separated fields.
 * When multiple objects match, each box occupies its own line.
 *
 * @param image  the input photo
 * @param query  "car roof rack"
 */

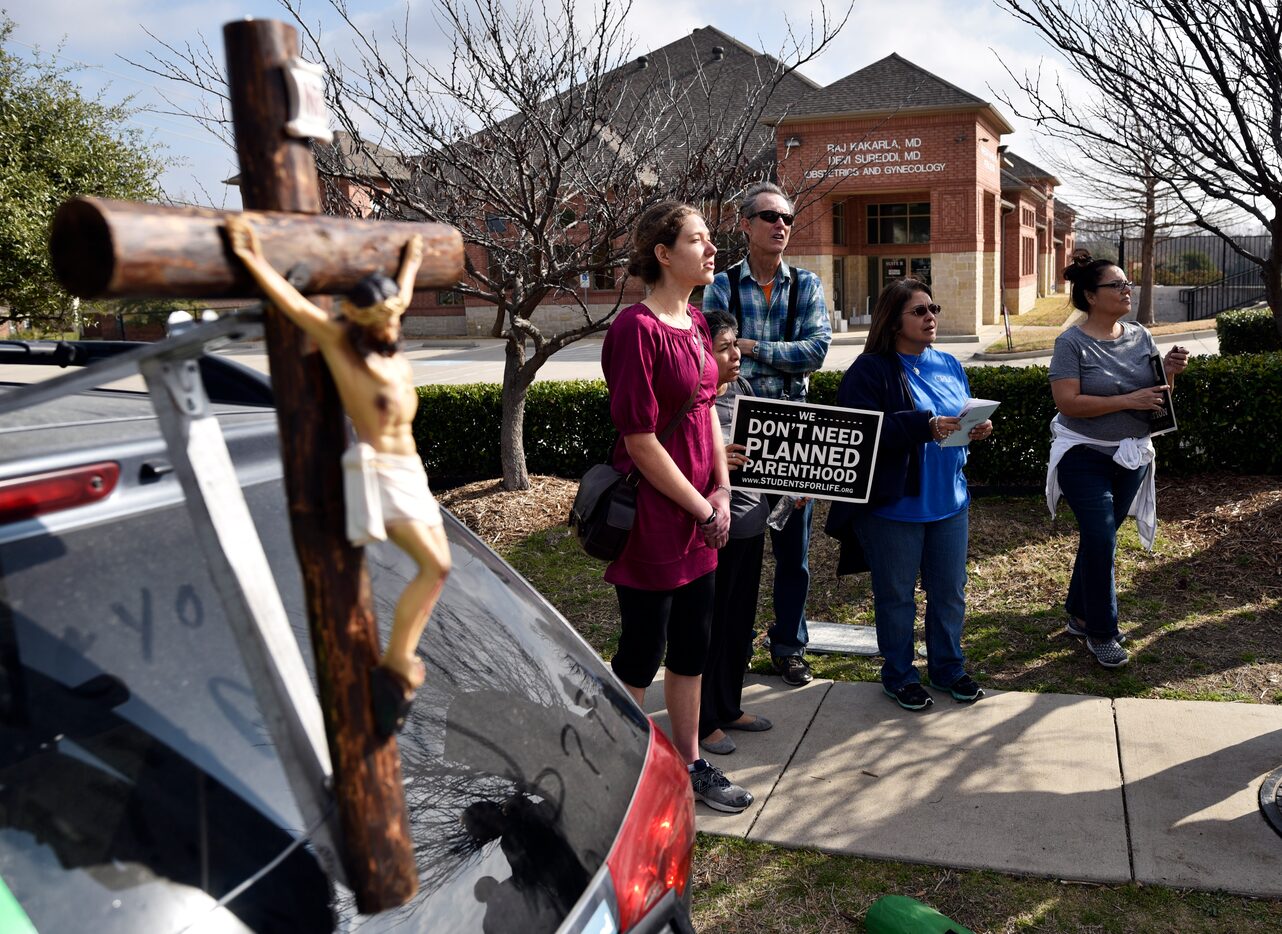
xmin=0 ymin=308 xmax=344 ymax=883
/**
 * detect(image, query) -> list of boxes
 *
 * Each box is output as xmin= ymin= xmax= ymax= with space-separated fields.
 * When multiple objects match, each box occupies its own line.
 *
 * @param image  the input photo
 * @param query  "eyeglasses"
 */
xmin=748 ymin=209 xmax=795 ymax=226
xmin=1095 ymin=280 xmax=1134 ymax=292
xmin=904 ymin=303 xmax=942 ymax=317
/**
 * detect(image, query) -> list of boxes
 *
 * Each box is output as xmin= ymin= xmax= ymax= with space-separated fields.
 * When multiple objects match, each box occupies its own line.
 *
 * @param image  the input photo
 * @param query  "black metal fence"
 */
xmin=1072 ymin=221 xmax=1270 ymax=320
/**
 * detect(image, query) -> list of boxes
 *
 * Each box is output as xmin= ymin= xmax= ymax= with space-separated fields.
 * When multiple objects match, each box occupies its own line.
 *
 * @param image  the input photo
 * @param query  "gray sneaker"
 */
xmin=1086 ymin=636 xmax=1129 ymax=668
xmin=690 ymin=759 xmax=754 ymax=813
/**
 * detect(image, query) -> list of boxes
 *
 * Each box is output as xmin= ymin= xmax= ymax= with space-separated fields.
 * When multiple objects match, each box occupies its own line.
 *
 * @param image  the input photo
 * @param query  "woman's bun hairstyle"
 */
xmin=1062 ymin=257 xmax=1119 ymax=312
xmin=627 ymin=201 xmax=700 ymax=285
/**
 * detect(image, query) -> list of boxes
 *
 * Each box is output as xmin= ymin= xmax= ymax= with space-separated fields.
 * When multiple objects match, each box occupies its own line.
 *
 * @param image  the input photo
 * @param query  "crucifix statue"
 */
xmin=226 ymin=217 xmax=450 ymax=736
xmin=47 ymin=18 xmax=464 ymax=913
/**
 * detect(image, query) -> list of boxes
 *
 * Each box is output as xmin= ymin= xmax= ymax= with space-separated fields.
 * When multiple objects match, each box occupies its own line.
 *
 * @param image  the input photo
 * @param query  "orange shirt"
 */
xmin=760 ymin=281 xmax=774 ymax=307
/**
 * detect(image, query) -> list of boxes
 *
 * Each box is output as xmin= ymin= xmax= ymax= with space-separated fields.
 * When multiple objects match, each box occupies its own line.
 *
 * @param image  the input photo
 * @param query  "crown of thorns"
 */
xmin=342 ymin=294 xmax=406 ymax=327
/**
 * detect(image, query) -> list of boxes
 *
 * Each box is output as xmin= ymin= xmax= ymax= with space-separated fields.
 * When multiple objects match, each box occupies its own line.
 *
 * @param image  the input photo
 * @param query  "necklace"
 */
xmin=898 ymin=350 xmax=924 ymax=375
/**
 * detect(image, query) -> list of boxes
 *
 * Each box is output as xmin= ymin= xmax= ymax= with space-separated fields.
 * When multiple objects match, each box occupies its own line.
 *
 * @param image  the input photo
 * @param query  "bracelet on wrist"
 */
xmin=700 ymin=506 xmax=719 ymax=527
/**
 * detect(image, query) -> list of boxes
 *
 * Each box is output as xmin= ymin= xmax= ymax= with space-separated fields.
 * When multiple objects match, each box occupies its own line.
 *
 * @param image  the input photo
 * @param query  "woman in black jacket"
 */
xmin=825 ymin=279 xmax=992 ymax=711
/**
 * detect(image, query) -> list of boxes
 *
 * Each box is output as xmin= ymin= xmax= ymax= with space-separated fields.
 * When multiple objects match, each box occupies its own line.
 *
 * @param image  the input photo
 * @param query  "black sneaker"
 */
xmin=1065 ymin=616 xmax=1128 ymax=645
xmin=946 ymin=674 xmax=985 ymax=702
xmin=1085 ymin=636 xmax=1129 ymax=668
xmin=772 ymin=654 xmax=813 ymax=687
xmin=690 ymin=759 xmax=753 ymax=813
xmin=883 ymin=682 xmax=933 ymax=711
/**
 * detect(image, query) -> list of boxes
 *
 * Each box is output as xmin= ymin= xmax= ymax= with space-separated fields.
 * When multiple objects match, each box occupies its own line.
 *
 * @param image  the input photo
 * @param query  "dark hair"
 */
xmin=739 ymin=181 xmax=792 ymax=218
xmin=348 ymin=272 xmax=399 ymax=308
xmin=626 ymin=201 xmax=700 ymax=285
xmin=1062 ymin=259 xmax=1121 ymax=313
xmin=702 ymin=309 xmax=738 ymax=341
xmin=862 ymin=277 xmax=932 ymax=356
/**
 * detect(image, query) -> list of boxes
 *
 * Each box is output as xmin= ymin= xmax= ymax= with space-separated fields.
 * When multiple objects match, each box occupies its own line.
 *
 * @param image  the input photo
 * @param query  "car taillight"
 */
xmin=605 ymin=717 xmax=695 ymax=932
xmin=0 ymin=462 xmax=120 ymax=523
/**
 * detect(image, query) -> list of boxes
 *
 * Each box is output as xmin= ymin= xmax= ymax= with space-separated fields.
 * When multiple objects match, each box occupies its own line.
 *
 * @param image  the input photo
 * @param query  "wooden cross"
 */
xmin=48 ymin=19 xmax=463 ymax=913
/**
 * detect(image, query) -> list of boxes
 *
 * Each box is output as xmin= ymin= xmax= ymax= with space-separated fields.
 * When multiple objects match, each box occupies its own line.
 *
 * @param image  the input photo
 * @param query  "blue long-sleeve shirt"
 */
xmin=702 ymin=257 xmax=831 ymax=401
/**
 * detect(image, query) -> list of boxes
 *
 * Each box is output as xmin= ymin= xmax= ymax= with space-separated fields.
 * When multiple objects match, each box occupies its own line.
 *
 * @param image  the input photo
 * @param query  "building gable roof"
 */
xmin=1003 ymin=149 xmax=1059 ymax=186
xmin=786 ymin=53 xmax=989 ymax=118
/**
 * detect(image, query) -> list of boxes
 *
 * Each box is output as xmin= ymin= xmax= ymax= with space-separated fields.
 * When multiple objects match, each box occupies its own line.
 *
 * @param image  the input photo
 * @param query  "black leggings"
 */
xmin=611 ymin=571 xmax=716 ymax=688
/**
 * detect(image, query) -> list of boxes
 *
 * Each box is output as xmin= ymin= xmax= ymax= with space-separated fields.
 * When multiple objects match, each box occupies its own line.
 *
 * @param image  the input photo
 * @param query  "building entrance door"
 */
xmin=880 ymin=257 xmax=907 ymax=291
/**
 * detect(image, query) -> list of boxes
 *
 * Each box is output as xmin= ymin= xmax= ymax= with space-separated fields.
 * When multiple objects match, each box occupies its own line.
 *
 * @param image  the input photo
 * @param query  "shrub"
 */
xmin=1217 ymin=306 xmax=1282 ymax=356
xmin=414 ymin=355 xmax=1282 ymax=484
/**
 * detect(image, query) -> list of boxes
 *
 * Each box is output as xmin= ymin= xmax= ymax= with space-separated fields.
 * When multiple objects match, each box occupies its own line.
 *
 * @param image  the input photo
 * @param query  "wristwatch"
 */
xmin=700 ymin=506 xmax=719 ymax=527
xmin=749 ymin=342 xmax=759 ymax=359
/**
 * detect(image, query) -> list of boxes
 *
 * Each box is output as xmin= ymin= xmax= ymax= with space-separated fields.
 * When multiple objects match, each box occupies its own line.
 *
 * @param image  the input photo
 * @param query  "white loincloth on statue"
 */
xmin=341 ymin=442 xmax=443 ymax=546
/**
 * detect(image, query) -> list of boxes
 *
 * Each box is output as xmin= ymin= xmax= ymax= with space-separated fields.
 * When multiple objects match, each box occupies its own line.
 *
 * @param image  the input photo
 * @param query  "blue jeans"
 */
xmin=853 ymin=509 xmax=969 ymax=690
xmin=767 ymin=497 xmax=813 ymax=658
xmin=1056 ymin=445 xmax=1148 ymax=641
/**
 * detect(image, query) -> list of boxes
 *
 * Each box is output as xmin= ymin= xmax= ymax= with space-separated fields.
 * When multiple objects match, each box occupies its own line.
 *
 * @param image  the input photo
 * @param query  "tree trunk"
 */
xmin=500 ymin=335 xmax=532 ymax=491
xmin=1137 ymin=176 xmax=1157 ymax=326
xmin=1269 ymin=213 xmax=1282 ymax=341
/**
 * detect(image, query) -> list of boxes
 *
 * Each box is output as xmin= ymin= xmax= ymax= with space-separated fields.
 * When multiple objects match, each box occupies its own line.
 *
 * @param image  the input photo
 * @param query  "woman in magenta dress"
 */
xmin=600 ymin=200 xmax=752 ymax=813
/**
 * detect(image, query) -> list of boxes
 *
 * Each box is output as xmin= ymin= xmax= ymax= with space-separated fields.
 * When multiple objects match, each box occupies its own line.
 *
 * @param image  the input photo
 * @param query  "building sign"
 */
xmin=883 ymin=257 xmax=906 ymax=280
xmin=729 ymin=397 xmax=883 ymax=503
xmin=805 ymin=135 xmax=946 ymax=180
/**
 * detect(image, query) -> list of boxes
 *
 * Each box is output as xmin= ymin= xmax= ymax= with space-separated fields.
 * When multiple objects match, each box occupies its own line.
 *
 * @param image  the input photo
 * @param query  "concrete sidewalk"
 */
xmin=644 ymin=672 xmax=1282 ymax=897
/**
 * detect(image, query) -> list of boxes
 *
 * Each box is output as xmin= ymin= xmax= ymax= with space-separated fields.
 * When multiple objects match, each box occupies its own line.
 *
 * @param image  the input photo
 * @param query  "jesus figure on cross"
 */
xmin=226 ymin=215 xmax=450 ymax=738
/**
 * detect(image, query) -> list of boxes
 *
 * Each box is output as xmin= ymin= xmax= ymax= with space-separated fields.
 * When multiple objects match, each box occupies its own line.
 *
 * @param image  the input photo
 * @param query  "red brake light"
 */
xmin=605 ymin=717 xmax=695 ymax=931
xmin=0 ymin=462 xmax=120 ymax=523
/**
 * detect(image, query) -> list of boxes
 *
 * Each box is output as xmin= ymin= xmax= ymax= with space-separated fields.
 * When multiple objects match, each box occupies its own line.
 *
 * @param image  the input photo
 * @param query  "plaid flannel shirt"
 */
xmin=702 ymin=258 xmax=831 ymax=401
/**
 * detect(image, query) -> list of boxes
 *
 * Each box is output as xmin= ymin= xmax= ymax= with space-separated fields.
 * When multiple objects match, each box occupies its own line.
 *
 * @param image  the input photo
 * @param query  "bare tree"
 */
xmin=1025 ymin=131 xmax=1236 ymax=324
xmin=139 ymin=0 xmax=848 ymax=489
xmin=994 ymin=0 xmax=1282 ymax=336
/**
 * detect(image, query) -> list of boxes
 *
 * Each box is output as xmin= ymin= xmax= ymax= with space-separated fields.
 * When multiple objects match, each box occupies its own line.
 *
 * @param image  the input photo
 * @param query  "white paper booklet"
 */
xmin=939 ymin=398 xmax=1000 ymax=447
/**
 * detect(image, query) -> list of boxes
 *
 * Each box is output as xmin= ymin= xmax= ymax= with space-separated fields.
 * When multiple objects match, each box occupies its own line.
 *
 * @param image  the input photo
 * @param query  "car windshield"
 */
xmin=1 ymin=383 xmax=647 ymax=933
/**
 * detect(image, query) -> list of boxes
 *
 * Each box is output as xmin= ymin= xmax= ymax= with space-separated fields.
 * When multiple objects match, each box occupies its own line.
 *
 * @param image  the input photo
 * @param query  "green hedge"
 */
xmin=1217 ymin=306 xmax=1281 ymax=356
xmin=415 ymin=355 xmax=1282 ymax=485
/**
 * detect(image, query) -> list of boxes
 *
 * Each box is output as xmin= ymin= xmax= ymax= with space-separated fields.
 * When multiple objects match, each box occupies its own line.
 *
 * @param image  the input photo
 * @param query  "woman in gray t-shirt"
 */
xmin=1047 ymin=259 xmax=1188 ymax=669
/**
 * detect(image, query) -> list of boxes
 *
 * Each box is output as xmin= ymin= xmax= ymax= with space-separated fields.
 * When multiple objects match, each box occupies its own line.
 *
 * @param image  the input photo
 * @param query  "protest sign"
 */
xmin=729 ymin=397 xmax=882 ymax=502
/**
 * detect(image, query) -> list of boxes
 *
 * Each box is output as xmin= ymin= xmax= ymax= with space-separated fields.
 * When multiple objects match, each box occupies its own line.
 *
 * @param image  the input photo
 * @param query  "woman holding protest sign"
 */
xmin=696 ymin=309 xmax=774 ymax=756
xmin=1048 ymin=258 xmax=1188 ymax=669
xmin=600 ymin=201 xmax=752 ymax=813
xmin=825 ymin=278 xmax=992 ymax=711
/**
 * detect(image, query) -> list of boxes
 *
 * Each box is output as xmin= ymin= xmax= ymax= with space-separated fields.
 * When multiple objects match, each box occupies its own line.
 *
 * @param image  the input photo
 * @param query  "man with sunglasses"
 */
xmin=703 ymin=182 xmax=831 ymax=687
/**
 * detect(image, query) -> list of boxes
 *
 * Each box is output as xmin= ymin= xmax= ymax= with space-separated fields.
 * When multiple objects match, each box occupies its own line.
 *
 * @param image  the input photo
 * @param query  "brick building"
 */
xmin=772 ymin=54 xmax=1073 ymax=336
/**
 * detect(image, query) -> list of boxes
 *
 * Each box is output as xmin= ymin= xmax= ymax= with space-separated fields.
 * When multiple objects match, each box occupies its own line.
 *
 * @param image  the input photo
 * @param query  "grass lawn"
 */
xmin=983 ymin=294 xmax=1220 ymax=355
xmin=439 ymin=474 xmax=1282 ymax=933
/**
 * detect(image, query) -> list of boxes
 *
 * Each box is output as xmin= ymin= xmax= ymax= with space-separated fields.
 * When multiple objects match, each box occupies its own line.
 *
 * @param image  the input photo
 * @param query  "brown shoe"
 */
xmin=772 ymin=654 xmax=813 ymax=687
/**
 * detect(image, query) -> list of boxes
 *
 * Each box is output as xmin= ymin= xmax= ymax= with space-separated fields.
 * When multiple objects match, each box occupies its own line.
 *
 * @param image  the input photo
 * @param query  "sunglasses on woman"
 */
xmin=749 ymin=209 xmax=795 ymax=226
xmin=904 ymin=303 xmax=942 ymax=317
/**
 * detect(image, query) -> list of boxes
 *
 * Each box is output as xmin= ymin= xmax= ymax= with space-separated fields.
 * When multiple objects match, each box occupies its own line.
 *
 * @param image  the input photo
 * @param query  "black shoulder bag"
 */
xmin=569 ymin=340 xmax=706 ymax=562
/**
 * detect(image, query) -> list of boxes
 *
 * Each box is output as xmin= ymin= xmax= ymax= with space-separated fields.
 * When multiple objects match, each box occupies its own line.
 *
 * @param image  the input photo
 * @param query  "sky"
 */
xmin=3 ymin=0 xmax=1088 ymax=210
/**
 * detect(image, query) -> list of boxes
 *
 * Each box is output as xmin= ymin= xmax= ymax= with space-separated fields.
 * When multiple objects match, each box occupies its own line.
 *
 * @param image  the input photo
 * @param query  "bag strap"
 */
xmin=621 ymin=327 xmax=706 ymax=486
xmin=783 ymin=271 xmax=800 ymax=398
xmin=728 ymin=264 xmax=742 ymax=332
